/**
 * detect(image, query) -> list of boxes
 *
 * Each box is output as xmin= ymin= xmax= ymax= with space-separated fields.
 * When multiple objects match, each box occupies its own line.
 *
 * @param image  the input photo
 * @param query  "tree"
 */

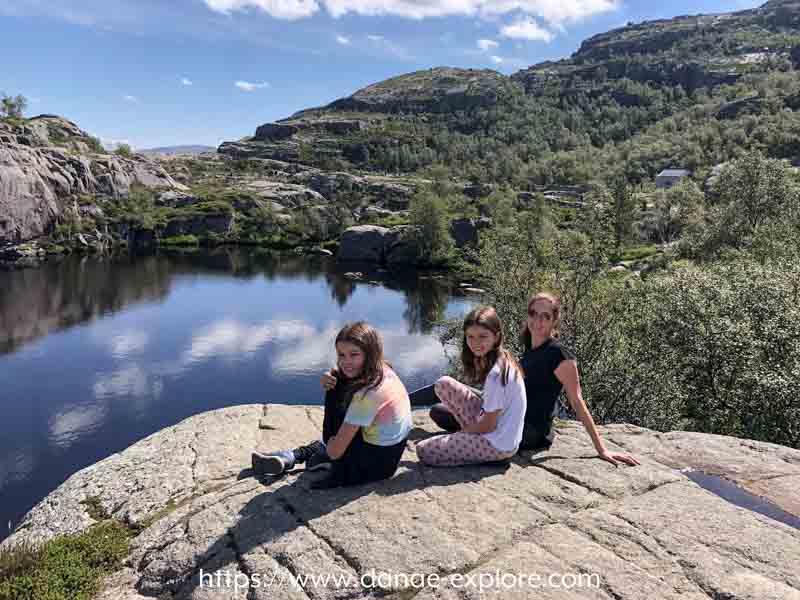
xmin=713 ymin=152 xmax=798 ymax=231
xmin=646 ymin=179 xmax=704 ymax=244
xmin=685 ymin=152 xmax=799 ymax=258
xmin=0 ymin=93 xmax=27 ymax=119
xmin=409 ymin=187 xmax=453 ymax=265
xmin=610 ymin=177 xmax=637 ymax=249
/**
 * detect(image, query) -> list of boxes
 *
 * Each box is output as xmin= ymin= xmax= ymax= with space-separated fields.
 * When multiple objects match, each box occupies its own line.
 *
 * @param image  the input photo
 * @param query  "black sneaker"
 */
xmin=305 ymin=448 xmax=332 ymax=471
xmin=292 ymin=440 xmax=326 ymax=465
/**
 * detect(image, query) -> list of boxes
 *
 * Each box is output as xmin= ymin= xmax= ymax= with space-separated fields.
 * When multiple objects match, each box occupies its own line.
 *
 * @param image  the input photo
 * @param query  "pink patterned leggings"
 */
xmin=416 ymin=376 xmax=515 ymax=466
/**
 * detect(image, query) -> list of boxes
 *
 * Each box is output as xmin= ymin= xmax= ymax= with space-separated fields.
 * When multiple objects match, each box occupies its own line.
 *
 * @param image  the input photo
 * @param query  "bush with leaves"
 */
xmin=114 ymin=144 xmax=133 ymax=158
xmin=609 ymin=259 xmax=800 ymax=448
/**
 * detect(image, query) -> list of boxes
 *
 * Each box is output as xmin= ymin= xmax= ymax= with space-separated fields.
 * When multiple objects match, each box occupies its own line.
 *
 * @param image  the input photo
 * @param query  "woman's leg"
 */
xmin=322 ymin=433 xmax=406 ymax=487
xmin=430 ymin=403 xmax=461 ymax=432
xmin=434 ymin=376 xmax=484 ymax=428
xmin=416 ymin=432 xmax=514 ymax=467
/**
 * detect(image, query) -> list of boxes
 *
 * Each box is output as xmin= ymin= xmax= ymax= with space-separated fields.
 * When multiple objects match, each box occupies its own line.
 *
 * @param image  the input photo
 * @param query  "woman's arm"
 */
xmin=325 ymin=422 xmax=360 ymax=459
xmin=554 ymin=360 xmax=640 ymax=467
xmin=462 ymin=410 xmax=500 ymax=434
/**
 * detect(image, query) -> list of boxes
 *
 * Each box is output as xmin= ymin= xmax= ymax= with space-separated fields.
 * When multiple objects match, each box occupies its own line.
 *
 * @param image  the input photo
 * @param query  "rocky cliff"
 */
xmin=0 ymin=115 xmax=185 ymax=246
xmin=3 ymin=404 xmax=799 ymax=599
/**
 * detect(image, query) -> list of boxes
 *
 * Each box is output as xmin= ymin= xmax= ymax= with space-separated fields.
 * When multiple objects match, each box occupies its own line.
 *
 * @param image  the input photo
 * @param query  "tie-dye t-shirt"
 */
xmin=344 ymin=366 xmax=412 ymax=446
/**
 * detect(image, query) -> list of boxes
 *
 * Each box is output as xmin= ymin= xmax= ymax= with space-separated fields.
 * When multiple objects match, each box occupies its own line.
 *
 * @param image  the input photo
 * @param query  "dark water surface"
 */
xmin=0 ymin=249 xmax=472 ymax=542
xmin=683 ymin=470 xmax=800 ymax=531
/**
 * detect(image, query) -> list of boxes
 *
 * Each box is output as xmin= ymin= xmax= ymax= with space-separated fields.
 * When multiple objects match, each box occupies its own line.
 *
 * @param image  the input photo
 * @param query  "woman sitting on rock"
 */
xmin=252 ymin=321 xmax=412 ymax=489
xmin=427 ymin=292 xmax=640 ymax=467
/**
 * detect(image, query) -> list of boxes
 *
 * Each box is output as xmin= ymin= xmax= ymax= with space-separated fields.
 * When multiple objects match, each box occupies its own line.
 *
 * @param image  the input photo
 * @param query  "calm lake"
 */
xmin=0 ymin=249 xmax=472 ymax=543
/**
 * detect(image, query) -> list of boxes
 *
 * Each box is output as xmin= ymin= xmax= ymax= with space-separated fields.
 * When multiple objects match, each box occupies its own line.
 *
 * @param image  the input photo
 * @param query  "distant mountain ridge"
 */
xmin=218 ymin=0 xmax=800 ymax=186
xmin=139 ymin=145 xmax=216 ymax=156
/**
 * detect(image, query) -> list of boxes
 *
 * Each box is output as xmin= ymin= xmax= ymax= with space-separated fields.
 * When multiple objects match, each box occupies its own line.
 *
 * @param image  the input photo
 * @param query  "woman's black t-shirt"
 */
xmin=519 ymin=338 xmax=576 ymax=449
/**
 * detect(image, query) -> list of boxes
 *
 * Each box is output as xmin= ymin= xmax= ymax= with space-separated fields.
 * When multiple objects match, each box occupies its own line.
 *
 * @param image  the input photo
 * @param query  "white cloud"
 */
xmin=181 ymin=77 xmax=193 ymax=86
xmin=108 ymin=330 xmax=149 ymax=359
xmin=123 ymin=94 xmax=140 ymax=103
xmin=49 ymin=404 xmax=107 ymax=448
xmin=500 ymin=18 xmax=554 ymax=41
xmin=367 ymin=34 xmax=384 ymax=41
xmin=93 ymin=365 xmax=150 ymax=399
xmin=235 ymin=80 xmax=270 ymax=91
xmin=202 ymin=0 xmax=618 ymax=25
xmin=490 ymin=55 xmax=504 ymax=64
xmin=204 ymin=0 xmax=319 ymax=20
xmin=336 ymin=34 xmax=351 ymax=45
xmin=182 ymin=319 xmax=316 ymax=365
xmin=477 ymin=38 xmax=498 ymax=51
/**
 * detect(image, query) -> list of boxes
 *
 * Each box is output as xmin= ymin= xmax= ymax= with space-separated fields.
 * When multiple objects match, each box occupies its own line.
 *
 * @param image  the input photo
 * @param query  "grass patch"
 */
xmin=611 ymin=244 xmax=660 ymax=262
xmin=79 ymin=497 xmax=109 ymax=521
xmin=160 ymin=234 xmax=200 ymax=246
xmin=0 ymin=522 xmax=133 ymax=600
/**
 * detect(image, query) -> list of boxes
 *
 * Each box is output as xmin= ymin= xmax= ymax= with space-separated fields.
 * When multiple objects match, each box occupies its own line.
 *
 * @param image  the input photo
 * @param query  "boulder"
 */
xmin=241 ymin=180 xmax=328 ymax=208
xmin=385 ymin=225 xmax=420 ymax=265
xmin=449 ymin=217 xmax=491 ymax=248
xmin=253 ymin=123 xmax=298 ymax=141
xmin=337 ymin=225 xmax=390 ymax=262
xmin=449 ymin=218 xmax=479 ymax=247
xmin=371 ymin=182 xmax=413 ymax=210
xmin=4 ymin=406 xmax=800 ymax=600
xmin=155 ymin=191 xmax=201 ymax=208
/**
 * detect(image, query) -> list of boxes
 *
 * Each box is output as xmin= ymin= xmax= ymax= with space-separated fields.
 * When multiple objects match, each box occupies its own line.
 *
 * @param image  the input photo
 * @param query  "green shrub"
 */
xmin=86 ymin=137 xmax=105 ymax=154
xmin=114 ymin=144 xmax=133 ymax=158
xmin=606 ymin=259 xmax=800 ymax=448
xmin=0 ymin=522 xmax=132 ymax=600
xmin=160 ymin=234 xmax=200 ymax=246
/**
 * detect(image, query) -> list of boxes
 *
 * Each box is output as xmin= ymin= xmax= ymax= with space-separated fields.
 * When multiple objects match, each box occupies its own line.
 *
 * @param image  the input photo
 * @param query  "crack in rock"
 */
xmin=227 ymin=530 xmax=256 ymax=600
xmin=528 ymin=463 xmax=613 ymax=498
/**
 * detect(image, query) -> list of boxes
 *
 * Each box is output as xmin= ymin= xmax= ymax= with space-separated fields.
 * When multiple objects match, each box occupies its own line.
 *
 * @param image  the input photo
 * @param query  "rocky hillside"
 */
xmin=219 ymin=0 xmax=800 ymax=185
xmin=0 ymin=115 xmax=184 ymax=246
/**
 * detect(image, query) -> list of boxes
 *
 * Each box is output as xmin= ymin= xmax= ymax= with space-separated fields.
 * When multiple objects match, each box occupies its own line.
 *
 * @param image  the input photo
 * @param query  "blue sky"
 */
xmin=1 ymin=0 xmax=763 ymax=149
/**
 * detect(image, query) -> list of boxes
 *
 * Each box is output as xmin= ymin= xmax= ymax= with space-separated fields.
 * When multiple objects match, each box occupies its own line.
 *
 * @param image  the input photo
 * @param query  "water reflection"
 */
xmin=49 ymin=403 xmax=108 ymax=449
xmin=0 ymin=248 xmax=471 ymax=543
xmin=0 ymin=249 xmax=453 ymax=355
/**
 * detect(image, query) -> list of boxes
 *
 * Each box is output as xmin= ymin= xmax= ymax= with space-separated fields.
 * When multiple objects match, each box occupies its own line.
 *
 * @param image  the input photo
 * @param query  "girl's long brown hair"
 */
xmin=520 ymin=291 xmax=561 ymax=351
xmin=334 ymin=321 xmax=386 ymax=391
xmin=461 ymin=306 xmax=523 ymax=386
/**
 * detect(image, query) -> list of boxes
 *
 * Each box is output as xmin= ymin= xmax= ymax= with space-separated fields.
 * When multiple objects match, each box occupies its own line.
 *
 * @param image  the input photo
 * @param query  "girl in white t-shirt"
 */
xmin=416 ymin=306 xmax=527 ymax=466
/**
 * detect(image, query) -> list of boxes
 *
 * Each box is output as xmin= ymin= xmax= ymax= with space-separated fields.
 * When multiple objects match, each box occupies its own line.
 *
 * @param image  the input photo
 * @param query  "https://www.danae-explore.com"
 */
xmin=199 ymin=568 xmax=602 ymax=593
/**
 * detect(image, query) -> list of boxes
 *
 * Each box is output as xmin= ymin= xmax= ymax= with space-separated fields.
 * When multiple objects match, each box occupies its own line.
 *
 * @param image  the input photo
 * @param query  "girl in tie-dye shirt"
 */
xmin=252 ymin=321 xmax=411 ymax=489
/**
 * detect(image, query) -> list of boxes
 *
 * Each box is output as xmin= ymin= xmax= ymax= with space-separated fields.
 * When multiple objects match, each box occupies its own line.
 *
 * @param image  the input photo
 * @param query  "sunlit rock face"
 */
xmin=4 ymin=404 xmax=800 ymax=600
xmin=0 ymin=115 xmax=184 ymax=245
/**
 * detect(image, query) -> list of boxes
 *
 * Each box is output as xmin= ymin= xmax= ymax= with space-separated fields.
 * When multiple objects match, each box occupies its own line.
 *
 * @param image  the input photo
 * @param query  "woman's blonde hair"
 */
xmin=521 ymin=292 xmax=561 ymax=351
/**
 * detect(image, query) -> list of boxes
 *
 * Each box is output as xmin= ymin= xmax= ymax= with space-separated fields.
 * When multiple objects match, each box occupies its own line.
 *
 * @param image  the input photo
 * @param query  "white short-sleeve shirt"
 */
xmin=480 ymin=360 xmax=527 ymax=453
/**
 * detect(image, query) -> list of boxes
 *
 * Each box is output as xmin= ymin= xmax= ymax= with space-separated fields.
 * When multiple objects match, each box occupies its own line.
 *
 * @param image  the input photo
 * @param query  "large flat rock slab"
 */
xmin=3 ymin=405 xmax=800 ymax=599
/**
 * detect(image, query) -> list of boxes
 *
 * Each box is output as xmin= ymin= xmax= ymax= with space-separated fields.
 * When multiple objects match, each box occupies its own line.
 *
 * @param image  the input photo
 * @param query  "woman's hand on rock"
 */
xmin=598 ymin=449 xmax=641 ymax=467
xmin=321 ymin=370 xmax=337 ymax=390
